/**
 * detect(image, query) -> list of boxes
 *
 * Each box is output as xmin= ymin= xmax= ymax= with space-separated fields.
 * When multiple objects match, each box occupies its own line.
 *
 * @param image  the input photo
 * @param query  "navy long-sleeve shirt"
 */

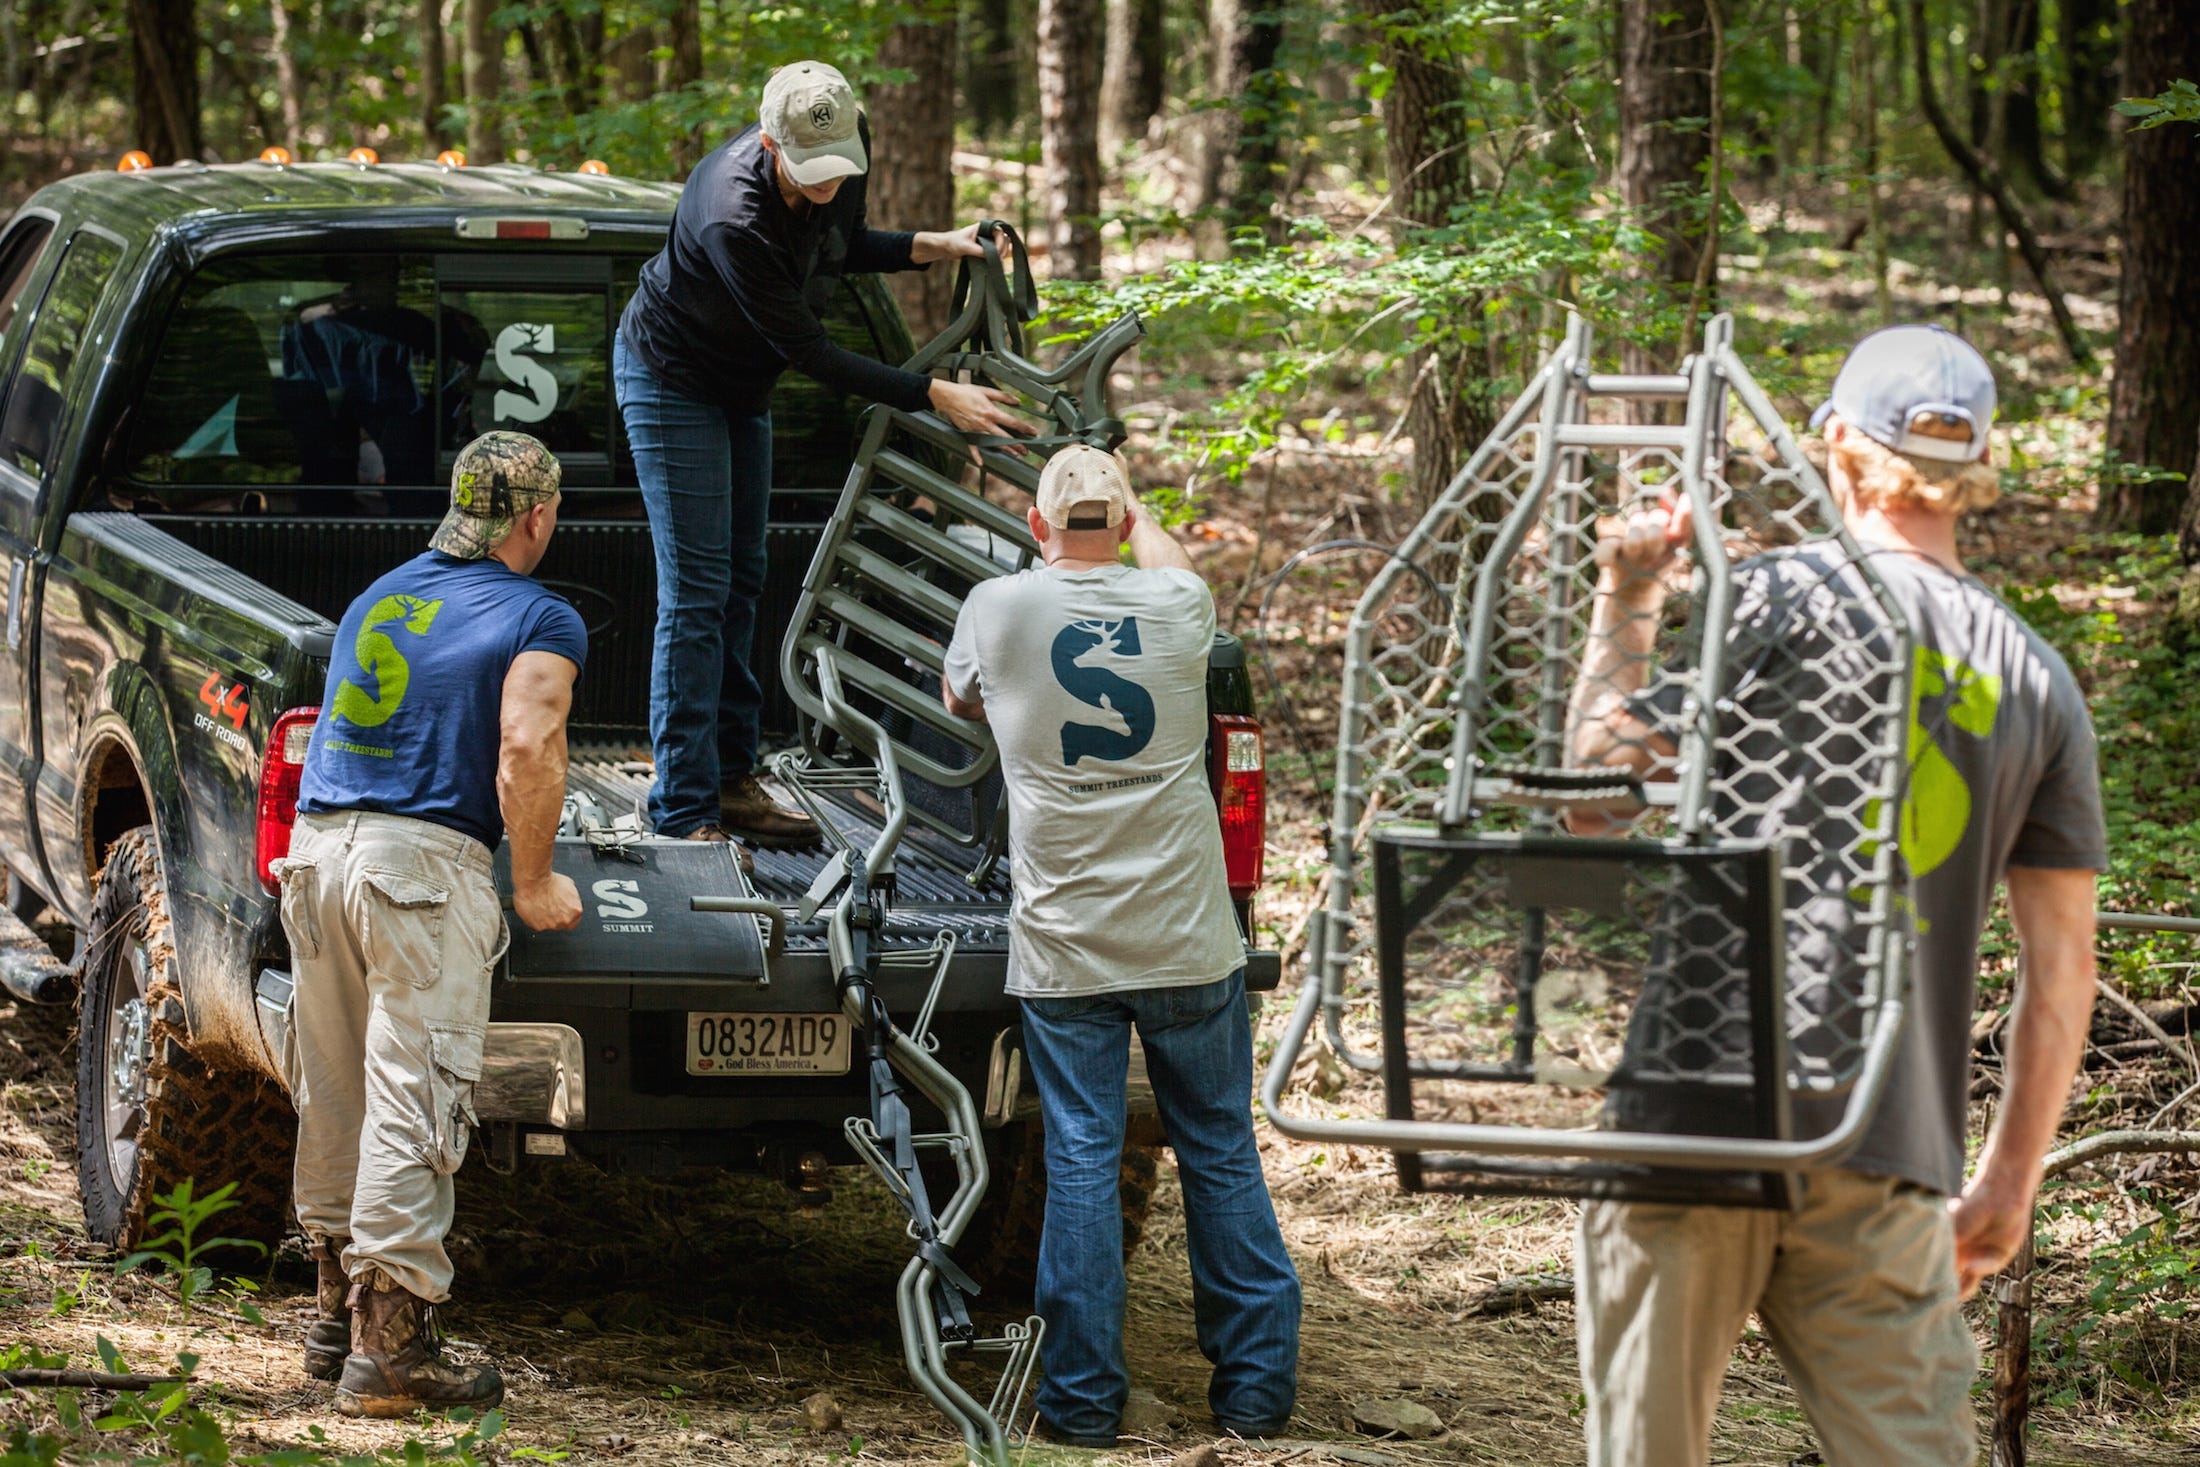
xmin=619 ymin=118 xmax=935 ymax=416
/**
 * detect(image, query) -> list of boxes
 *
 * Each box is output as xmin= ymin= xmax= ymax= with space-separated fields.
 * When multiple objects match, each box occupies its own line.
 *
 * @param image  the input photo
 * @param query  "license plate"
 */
xmin=685 ymin=1012 xmax=852 ymax=1076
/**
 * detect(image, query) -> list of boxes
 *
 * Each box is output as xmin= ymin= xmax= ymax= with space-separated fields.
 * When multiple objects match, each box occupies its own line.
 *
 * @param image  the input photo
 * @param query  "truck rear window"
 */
xmin=125 ymin=252 xmax=626 ymax=492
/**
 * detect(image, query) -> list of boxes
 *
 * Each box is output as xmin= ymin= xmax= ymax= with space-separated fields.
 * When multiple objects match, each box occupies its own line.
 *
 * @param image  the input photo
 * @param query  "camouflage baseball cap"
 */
xmin=431 ymin=431 xmax=562 ymax=559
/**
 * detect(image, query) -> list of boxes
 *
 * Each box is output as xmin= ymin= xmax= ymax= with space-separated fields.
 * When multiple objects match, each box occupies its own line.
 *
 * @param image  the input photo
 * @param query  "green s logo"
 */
xmin=333 ymin=594 xmax=444 ymax=728
xmin=1868 ymin=645 xmax=2002 ymax=882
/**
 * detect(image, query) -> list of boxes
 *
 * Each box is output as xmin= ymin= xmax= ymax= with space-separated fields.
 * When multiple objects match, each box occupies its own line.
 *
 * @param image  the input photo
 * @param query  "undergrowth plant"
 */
xmin=114 ymin=1180 xmax=266 ymax=1317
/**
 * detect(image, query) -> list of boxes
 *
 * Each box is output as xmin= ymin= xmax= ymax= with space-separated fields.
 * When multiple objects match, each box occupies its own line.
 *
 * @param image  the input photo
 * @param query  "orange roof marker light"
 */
xmin=579 ymin=159 xmax=611 ymax=176
xmin=347 ymin=147 xmax=380 ymax=165
xmin=437 ymin=149 xmax=467 ymax=168
xmin=260 ymin=145 xmax=294 ymax=165
xmin=116 ymin=150 xmax=154 ymax=172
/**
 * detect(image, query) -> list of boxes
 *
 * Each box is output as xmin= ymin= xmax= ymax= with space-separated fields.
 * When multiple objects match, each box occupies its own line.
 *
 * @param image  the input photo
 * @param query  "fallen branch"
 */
xmin=1460 ymin=1272 xmax=1573 ymax=1317
xmin=1902 ymin=0 xmax=2092 ymax=367
xmin=0 ymin=1369 xmax=193 ymax=1390
xmin=2095 ymin=977 xmax=2197 ymax=1077
xmin=2040 ymin=1129 xmax=2200 ymax=1182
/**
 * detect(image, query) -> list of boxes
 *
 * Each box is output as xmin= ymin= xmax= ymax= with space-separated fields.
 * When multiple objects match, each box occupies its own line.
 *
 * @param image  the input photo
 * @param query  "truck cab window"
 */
xmin=127 ymin=254 xmax=443 ymax=498
xmin=0 ymin=218 xmax=58 ymax=376
xmin=0 ymin=230 xmax=122 ymax=483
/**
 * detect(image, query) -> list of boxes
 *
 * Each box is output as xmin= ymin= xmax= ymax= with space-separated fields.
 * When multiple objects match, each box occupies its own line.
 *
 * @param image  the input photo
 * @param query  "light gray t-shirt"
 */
xmin=944 ymin=563 xmax=1245 ymax=999
xmin=1629 ymin=544 xmax=2107 ymax=1196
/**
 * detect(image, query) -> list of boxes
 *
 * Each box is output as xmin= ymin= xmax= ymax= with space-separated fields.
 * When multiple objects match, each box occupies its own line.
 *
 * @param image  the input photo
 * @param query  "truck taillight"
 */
xmin=1209 ymin=714 xmax=1265 ymax=901
xmin=257 ymin=708 xmax=319 ymax=893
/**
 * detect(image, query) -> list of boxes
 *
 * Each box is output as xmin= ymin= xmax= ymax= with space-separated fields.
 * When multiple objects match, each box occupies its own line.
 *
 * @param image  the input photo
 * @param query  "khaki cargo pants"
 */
xmin=275 ymin=810 xmax=508 ymax=1303
xmin=1576 ymin=1168 xmax=1979 ymax=1466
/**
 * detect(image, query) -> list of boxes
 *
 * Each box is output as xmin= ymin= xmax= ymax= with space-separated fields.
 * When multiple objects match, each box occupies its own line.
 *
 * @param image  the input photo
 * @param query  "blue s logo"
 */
xmin=1052 ymin=618 xmax=1156 ymax=766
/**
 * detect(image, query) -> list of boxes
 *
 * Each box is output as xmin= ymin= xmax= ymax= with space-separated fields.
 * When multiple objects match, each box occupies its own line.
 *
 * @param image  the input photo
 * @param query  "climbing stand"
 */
xmin=745 ymin=222 xmax=1143 ymax=1464
xmin=1261 ymin=312 xmax=1919 ymax=1205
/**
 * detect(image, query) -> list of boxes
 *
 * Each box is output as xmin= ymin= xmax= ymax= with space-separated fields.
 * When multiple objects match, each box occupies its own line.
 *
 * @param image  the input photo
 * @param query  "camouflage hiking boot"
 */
xmin=304 ymin=1236 xmax=351 ymax=1381
xmin=684 ymin=823 xmax=755 ymax=875
xmin=719 ymin=773 xmax=820 ymax=849
xmin=334 ymin=1267 xmax=504 ymax=1419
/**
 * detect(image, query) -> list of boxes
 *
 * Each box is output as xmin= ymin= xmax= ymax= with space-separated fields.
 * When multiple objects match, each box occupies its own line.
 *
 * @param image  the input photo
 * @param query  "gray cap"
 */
xmin=1809 ymin=325 xmax=1995 ymax=463
xmin=759 ymin=62 xmax=867 ymax=186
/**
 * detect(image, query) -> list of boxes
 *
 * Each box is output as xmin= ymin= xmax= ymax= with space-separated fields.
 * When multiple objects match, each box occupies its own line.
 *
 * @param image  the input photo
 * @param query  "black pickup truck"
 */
xmin=0 ymin=159 xmax=1273 ymax=1277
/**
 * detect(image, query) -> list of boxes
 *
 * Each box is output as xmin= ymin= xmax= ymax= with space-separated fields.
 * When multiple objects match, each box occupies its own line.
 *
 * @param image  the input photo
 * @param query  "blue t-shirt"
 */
xmin=297 ymin=551 xmax=588 ymax=848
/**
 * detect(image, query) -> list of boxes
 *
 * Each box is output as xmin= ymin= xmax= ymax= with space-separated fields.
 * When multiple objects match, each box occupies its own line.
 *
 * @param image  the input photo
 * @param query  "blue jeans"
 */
xmin=1019 ymin=971 xmax=1300 ymax=1439
xmin=613 ymin=335 xmax=773 ymax=835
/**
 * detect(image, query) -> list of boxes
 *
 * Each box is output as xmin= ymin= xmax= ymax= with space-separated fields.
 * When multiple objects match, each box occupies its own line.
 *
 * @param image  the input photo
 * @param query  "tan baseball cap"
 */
xmin=759 ymin=62 xmax=867 ymax=186
xmin=1036 ymin=445 xmax=1135 ymax=530
xmin=432 ymin=431 xmax=562 ymax=559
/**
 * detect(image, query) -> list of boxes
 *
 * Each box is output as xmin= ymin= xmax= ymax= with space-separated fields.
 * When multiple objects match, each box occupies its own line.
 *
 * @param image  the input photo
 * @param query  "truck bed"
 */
xmin=567 ymin=746 xmax=1013 ymax=954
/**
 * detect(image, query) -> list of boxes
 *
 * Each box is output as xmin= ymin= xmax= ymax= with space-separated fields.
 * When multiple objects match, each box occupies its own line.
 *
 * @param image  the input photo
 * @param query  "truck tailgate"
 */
xmin=565 ymin=746 xmax=1013 ymax=953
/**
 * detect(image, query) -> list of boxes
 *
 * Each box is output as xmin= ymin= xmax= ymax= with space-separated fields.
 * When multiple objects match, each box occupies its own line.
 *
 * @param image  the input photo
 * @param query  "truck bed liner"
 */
xmin=568 ymin=747 xmax=1012 ymax=952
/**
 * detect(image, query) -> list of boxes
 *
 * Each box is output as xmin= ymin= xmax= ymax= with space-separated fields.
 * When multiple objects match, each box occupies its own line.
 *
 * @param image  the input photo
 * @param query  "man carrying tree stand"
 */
xmin=277 ymin=431 xmax=586 ymax=1417
xmin=617 ymin=59 xmax=1029 ymax=851
xmin=1564 ymin=326 xmax=2106 ymax=1464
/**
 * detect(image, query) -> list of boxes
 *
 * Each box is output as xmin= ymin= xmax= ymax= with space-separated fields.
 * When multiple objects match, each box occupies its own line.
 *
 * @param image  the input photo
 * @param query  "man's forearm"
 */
xmin=1565 ymin=572 xmax=1667 ymax=768
xmin=497 ymin=730 xmax=568 ymax=887
xmin=1127 ymin=509 xmax=1194 ymax=573
xmin=1976 ymin=867 xmax=2099 ymax=1195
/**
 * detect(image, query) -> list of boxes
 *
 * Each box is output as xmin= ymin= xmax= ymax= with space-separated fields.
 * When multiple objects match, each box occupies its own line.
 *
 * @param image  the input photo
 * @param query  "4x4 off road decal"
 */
xmin=193 ymin=672 xmax=250 ymax=753
xmin=1052 ymin=617 xmax=1156 ymax=767
xmin=331 ymin=594 xmax=444 ymax=752
xmin=492 ymin=323 xmax=559 ymax=425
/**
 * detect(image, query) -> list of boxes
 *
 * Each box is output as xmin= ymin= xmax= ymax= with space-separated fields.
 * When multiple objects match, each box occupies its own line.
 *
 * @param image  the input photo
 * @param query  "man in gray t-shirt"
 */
xmin=1564 ymin=327 xmax=2106 ymax=1466
xmin=942 ymin=446 xmax=1299 ymax=1447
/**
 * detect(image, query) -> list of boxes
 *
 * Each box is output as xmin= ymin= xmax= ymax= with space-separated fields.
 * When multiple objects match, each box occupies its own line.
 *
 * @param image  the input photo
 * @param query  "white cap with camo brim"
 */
xmin=1809 ymin=324 xmax=1996 ymax=463
xmin=760 ymin=61 xmax=867 ymax=186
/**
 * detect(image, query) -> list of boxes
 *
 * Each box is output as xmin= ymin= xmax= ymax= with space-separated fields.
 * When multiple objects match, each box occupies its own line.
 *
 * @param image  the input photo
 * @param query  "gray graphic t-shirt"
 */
xmin=1639 ymin=544 xmax=2107 ymax=1196
xmin=944 ymin=564 xmax=1244 ymax=999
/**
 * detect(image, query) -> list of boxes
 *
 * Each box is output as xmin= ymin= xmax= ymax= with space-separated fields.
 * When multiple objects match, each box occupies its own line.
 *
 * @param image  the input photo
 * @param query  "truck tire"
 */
xmin=946 ymin=1116 xmax=1163 ymax=1295
xmin=76 ymin=828 xmax=295 ymax=1252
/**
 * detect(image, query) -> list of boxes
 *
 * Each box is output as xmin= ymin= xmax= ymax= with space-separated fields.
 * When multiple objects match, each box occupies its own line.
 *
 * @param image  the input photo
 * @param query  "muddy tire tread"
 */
xmin=76 ymin=828 xmax=295 ymax=1251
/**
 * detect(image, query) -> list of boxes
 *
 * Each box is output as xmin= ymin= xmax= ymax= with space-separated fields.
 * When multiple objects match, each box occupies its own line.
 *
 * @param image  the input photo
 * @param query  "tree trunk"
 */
xmin=872 ymin=6 xmax=959 ymax=342
xmin=1366 ymin=0 xmax=1489 ymax=507
xmin=965 ymin=0 xmax=1018 ymax=138
xmin=420 ymin=0 xmax=450 ymax=151
xmin=541 ymin=5 xmax=593 ymax=118
xmin=1904 ymin=0 xmax=2091 ymax=366
xmin=266 ymin=0 xmax=301 ymax=150
xmin=129 ymin=0 xmax=201 ymax=163
xmin=608 ymin=21 xmax=655 ymax=105
xmin=2056 ymin=0 xmax=2117 ymax=176
xmin=1221 ymin=1 xmax=1288 ymax=237
xmin=1038 ymin=0 xmax=1105 ymax=280
xmin=1101 ymin=0 xmax=1165 ymax=152
xmin=1619 ymin=0 xmax=1714 ymax=371
xmin=462 ymin=0 xmax=501 ymax=162
xmin=2100 ymin=0 xmax=2200 ymax=531
xmin=665 ymin=0 xmax=704 ymax=174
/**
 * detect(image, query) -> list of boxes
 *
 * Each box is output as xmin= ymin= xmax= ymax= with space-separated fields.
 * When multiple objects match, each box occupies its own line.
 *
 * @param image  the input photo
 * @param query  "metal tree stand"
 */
xmin=722 ymin=222 xmax=1143 ymax=1464
xmin=1263 ymin=311 xmax=1919 ymax=1203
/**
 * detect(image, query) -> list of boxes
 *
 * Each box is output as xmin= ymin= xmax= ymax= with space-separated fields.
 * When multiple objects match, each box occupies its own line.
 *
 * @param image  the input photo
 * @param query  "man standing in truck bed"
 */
xmin=941 ymin=445 xmax=1301 ymax=1446
xmin=618 ymin=58 xmax=1029 ymax=852
xmin=277 ymin=430 xmax=586 ymax=1418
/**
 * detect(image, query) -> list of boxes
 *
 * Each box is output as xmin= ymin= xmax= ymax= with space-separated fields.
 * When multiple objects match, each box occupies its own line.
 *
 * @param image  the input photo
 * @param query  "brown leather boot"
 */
xmin=684 ymin=823 xmax=756 ymax=874
xmin=719 ymin=773 xmax=820 ymax=849
xmin=334 ymin=1267 xmax=504 ymax=1419
xmin=303 ymin=1236 xmax=350 ymax=1381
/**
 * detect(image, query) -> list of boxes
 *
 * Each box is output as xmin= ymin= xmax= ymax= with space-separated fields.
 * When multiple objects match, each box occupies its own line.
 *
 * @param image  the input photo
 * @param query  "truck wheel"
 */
xmin=76 ymin=828 xmax=295 ymax=1252
xmin=945 ymin=1116 xmax=1162 ymax=1295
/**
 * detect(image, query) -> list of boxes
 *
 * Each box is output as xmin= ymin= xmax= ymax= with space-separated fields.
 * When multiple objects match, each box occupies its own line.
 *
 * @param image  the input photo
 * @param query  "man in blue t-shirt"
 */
xmin=277 ymin=431 xmax=586 ymax=1418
